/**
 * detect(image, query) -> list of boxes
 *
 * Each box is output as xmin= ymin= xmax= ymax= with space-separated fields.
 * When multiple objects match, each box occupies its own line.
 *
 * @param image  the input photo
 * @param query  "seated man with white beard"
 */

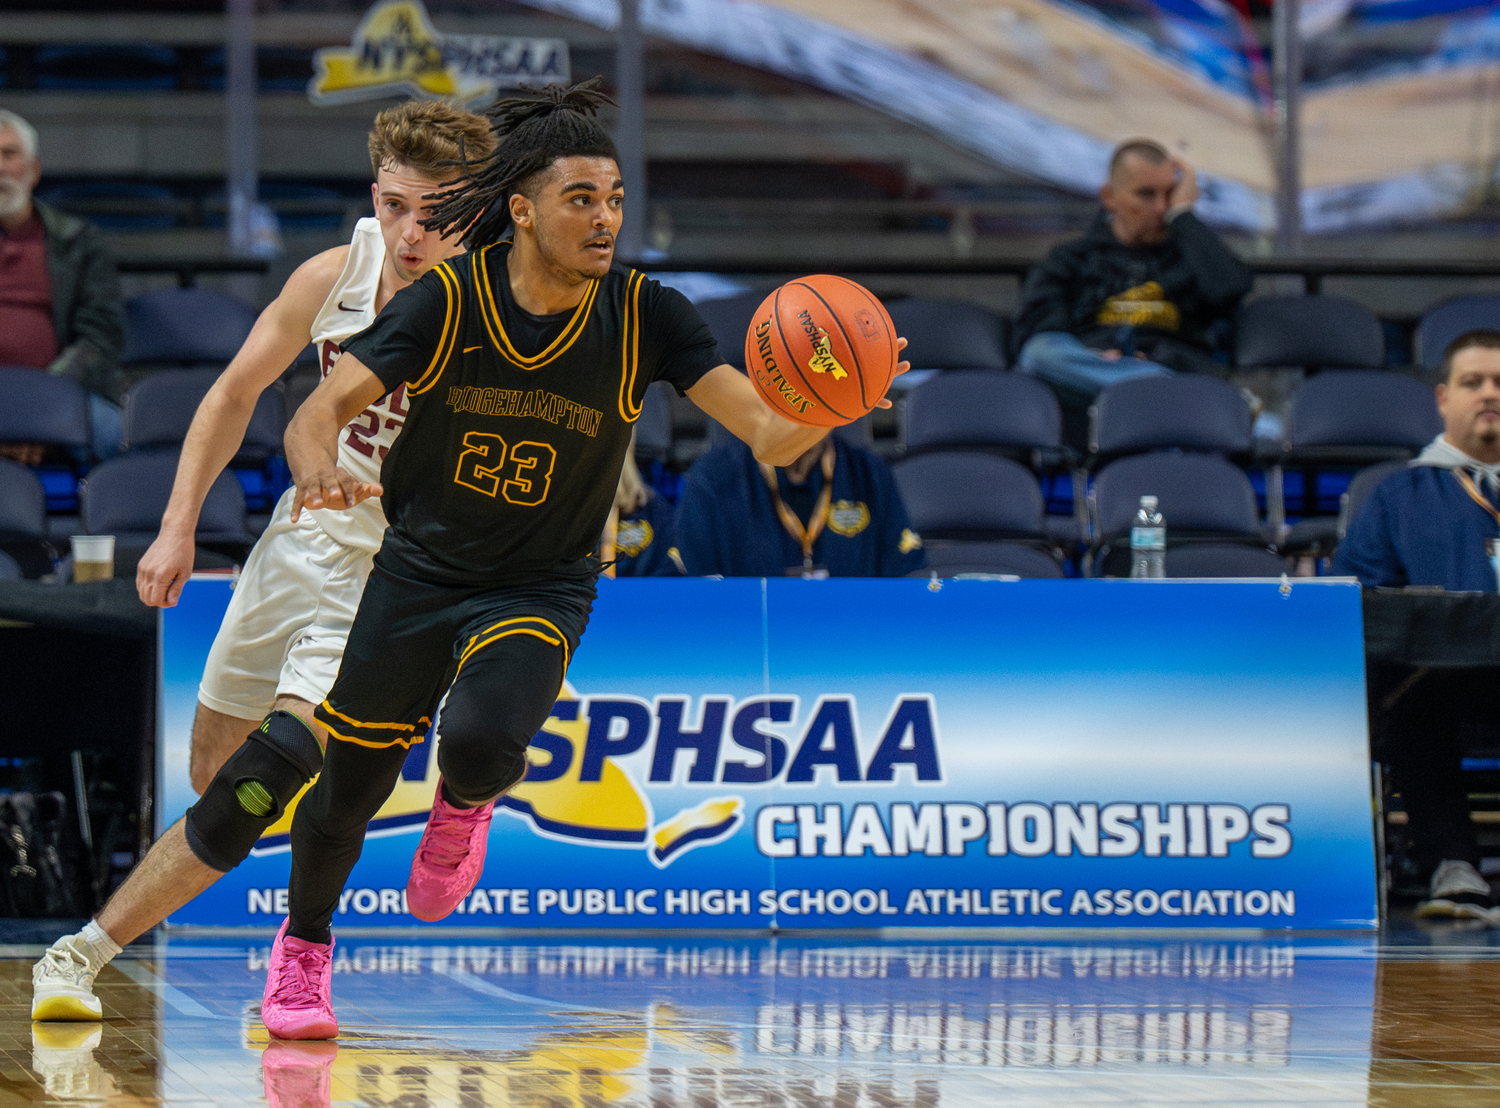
xmin=0 ymin=108 xmax=124 ymax=461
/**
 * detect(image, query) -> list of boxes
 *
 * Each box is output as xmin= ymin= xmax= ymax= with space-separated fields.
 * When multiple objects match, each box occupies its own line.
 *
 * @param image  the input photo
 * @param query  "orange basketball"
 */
xmin=743 ymin=275 xmax=898 ymax=427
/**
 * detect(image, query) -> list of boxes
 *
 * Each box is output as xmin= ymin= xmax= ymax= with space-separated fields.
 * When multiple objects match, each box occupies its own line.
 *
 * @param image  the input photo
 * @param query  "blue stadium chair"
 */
xmin=0 ymin=459 xmax=55 ymax=579
xmin=1276 ymin=371 xmax=1441 ymax=555
xmin=694 ymin=292 xmax=765 ymax=371
xmin=0 ymin=369 xmax=91 ymax=451
xmin=1414 ymin=295 xmax=1500 ymax=371
xmin=903 ymin=371 xmax=1061 ymax=460
xmin=122 ymin=370 xmax=288 ymax=511
xmin=902 ymin=370 xmax=1080 ymax=545
xmin=1090 ymin=375 xmax=1253 ymax=462
xmin=912 ymin=541 xmax=1065 ymax=579
xmin=892 ymin=451 xmax=1064 ymax=576
xmin=0 ymin=551 xmax=21 ymax=581
xmin=1088 ymin=453 xmax=1271 ymax=577
xmin=884 ymin=298 xmax=1007 ymax=382
xmin=893 ymin=452 xmax=1048 ymax=540
xmin=1235 ymin=295 xmax=1385 ymax=372
xmin=1164 ymin=543 xmax=1288 ymax=578
xmin=0 ymin=367 xmax=92 ymax=511
xmin=635 ymin=382 xmax=673 ymax=463
xmin=123 ymin=369 xmax=285 ymax=456
xmin=80 ymin=451 xmax=254 ymax=561
xmin=121 ymin=288 xmax=257 ymax=367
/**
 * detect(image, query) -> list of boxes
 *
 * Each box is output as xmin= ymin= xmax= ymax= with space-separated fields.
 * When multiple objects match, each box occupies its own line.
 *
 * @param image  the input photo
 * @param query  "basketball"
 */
xmin=743 ymin=275 xmax=899 ymax=427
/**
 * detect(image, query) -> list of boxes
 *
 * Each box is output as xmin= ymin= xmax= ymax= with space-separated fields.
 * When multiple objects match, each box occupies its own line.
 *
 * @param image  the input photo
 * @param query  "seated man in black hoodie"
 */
xmin=1015 ymin=139 xmax=1252 ymax=417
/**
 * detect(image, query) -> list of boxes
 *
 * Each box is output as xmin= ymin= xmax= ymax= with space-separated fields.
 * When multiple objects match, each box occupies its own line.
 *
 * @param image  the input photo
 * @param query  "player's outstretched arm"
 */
xmin=687 ymin=338 xmax=909 ymax=467
xmin=136 ymin=247 xmax=351 ymax=609
xmin=285 ymin=350 xmax=387 ymax=521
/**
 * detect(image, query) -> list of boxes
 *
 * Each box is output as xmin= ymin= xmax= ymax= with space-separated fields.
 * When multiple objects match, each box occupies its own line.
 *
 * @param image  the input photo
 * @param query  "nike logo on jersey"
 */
xmin=337 ymin=300 xmax=362 ymax=312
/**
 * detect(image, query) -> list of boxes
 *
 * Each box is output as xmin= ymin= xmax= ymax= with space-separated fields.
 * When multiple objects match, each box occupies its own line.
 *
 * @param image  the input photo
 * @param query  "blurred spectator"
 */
xmin=1335 ymin=329 xmax=1500 ymax=919
xmin=1014 ymin=140 xmax=1252 ymax=417
xmin=0 ymin=108 xmax=124 ymax=463
xmin=605 ymin=438 xmax=677 ymax=576
xmin=674 ymin=431 xmax=924 ymax=577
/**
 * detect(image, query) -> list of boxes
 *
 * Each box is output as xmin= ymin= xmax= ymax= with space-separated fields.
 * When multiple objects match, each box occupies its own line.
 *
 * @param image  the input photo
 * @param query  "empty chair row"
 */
xmin=0 ymin=454 xmax=254 ymax=579
xmin=900 ymin=368 xmax=1439 ymax=468
xmin=890 ymin=449 xmax=1284 ymax=579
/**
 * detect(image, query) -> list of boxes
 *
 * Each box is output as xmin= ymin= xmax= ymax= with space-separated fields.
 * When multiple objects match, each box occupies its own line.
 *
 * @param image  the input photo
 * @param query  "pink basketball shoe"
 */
xmin=261 ymin=919 xmax=337 ymax=1040
xmin=406 ymin=779 xmax=493 ymax=922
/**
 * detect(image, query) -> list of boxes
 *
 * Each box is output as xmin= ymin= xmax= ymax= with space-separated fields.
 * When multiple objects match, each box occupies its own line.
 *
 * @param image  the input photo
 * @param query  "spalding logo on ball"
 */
xmin=745 ymin=275 xmax=898 ymax=427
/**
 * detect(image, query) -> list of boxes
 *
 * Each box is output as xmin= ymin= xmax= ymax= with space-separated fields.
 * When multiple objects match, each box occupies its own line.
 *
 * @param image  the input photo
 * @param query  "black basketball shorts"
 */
xmin=312 ymin=549 xmax=598 ymax=751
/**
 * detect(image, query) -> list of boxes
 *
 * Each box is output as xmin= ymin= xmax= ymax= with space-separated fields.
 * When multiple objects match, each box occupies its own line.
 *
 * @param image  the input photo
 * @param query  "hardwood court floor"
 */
xmin=2 ymin=919 xmax=1500 ymax=1106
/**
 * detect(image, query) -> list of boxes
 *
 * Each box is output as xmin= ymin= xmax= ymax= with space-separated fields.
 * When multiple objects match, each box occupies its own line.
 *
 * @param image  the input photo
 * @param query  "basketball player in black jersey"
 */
xmin=257 ymin=80 xmax=908 ymax=1038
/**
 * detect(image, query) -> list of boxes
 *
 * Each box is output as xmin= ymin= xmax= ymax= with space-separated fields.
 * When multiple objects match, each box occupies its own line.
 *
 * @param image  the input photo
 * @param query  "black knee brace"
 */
xmin=184 ymin=710 xmax=323 ymax=872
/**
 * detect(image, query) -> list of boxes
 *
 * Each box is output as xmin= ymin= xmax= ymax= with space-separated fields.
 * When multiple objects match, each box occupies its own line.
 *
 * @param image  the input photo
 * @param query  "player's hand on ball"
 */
xmin=874 ymin=337 xmax=910 ymax=410
xmin=136 ymin=528 xmax=197 ymax=608
xmin=291 ymin=466 xmax=383 ymax=521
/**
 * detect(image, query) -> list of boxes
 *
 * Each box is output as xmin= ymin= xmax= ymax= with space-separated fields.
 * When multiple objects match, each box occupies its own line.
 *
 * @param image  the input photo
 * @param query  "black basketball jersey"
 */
xmin=341 ymin=242 xmax=723 ymax=584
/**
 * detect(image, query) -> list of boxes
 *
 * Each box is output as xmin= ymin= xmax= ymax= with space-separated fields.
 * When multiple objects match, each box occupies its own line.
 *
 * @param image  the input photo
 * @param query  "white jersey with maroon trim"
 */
xmin=305 ymin=217 xmax=407 ymax=552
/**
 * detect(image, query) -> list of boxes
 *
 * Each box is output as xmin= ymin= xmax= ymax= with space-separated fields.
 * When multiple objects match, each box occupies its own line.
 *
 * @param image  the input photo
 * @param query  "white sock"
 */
xmin=77 ymin=920 xmax=122 ymax=967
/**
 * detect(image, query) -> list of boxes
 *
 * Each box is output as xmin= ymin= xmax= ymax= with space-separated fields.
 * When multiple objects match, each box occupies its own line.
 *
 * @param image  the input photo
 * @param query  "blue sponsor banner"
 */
xmin=161 ymin=577 xmax=1377 ymax=930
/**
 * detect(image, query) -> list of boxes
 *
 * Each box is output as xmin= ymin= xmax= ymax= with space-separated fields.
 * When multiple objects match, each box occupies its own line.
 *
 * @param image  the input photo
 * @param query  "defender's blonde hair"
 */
xmin=367 ymin=99 xmax=495 ymax=181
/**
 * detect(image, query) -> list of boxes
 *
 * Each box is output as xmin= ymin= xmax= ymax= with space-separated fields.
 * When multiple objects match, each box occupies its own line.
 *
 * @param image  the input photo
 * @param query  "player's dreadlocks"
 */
xmin=423 ymin=77 xmax=618 ymax=248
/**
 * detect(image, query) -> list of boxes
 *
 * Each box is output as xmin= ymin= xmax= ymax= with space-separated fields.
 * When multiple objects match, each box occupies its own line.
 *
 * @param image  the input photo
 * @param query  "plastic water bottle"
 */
xmin=1130 ymin=495 xmax=1166 ymax=579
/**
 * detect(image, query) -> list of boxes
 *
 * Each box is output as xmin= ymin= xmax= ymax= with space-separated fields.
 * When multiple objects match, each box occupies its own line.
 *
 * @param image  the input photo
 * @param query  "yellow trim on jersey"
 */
xmin=457 ymin=615 xmax=570 ymax=673
xmin=474 ymin=244 xmax=599 ymax=371
xmin=407 ymin=261 xmax=462 ymax=397
xmin=617 ymin=269 xmax=645 ymax=423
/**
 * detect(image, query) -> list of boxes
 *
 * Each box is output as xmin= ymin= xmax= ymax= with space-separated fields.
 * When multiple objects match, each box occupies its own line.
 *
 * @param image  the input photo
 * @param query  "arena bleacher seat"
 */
xmin=0 ymin=367 xmax=92 ymax=513
xmin=1235 ymin=294 xmax=1385 ymax=373
xmin=884 ymin=298 xmax=1008 ymax=385
xmin=901 ymin=369 xmax=1080 ymax=546
xmin=694 ymin=291 xmax=764 ymax=371
xmin=1089 ymin=375 xmax=1253 ymax=463
xmin=914 ymin=542 xmax=1065 ymax=579
xmin=635 ymin=382 xmax=673 ymax=463
xmin=122 ymin=370 xmax=288 ymax=513
xmin=121 ymin=288 xmax=257 ymax=372
xmin=902 ymin=370 xmax=1062 ymax=462
xmin=1088 ymin=453 xmax=1278 ymax=577
xmin=1278 ymin=370 xmax=1441 ymax=555
xmin=79 ymin=451 xmax=254 ymax=569
xmin=892 ymin=451 xmax=1064 ymax=577
xmin=1414 ymin=295 xmax=1500 ymax=371
xmin=0 ymin=459 xmax=54 ymax=580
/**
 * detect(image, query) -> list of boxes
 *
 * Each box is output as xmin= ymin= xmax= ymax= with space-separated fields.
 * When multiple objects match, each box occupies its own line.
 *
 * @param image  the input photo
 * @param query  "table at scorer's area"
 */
xmin=158 ymin=577 xmax=1379 ymax=931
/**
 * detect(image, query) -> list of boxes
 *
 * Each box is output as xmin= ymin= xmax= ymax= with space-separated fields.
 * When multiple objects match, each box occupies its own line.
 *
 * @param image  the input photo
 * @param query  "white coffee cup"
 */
xmin=70 ymin=535 xmax=115 ymax=583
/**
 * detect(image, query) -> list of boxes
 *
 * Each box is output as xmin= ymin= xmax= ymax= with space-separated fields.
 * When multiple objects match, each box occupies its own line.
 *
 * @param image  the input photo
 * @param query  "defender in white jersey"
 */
xmin=32 ymin=100 xmax=495 ymax=1023
xmin=195 ymin=215 xmax=399 ymax=731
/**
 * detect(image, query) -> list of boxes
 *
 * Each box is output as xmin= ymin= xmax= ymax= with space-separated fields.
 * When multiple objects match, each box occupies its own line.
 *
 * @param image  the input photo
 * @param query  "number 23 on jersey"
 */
xmin=454 ymin=431 xmax=558 ymax=506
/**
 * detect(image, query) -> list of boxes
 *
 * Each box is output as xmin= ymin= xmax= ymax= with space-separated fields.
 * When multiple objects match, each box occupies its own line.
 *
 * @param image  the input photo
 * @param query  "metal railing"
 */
xmin=635 ymin=256 xmax=1500 ymax=294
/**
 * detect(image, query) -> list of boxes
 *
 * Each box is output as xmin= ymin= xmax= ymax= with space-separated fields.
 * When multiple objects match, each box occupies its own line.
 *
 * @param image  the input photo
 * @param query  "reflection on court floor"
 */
xmin=8 ymin=932 xmax=1500 ymax=1106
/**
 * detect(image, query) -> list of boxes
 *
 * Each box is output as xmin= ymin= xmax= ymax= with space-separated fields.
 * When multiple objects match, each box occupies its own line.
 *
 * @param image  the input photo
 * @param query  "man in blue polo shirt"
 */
xmin=1336 ymin=329 xmax=1500 ymax=921
xmin=673 ymin=429 xmax=924 ymax=578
